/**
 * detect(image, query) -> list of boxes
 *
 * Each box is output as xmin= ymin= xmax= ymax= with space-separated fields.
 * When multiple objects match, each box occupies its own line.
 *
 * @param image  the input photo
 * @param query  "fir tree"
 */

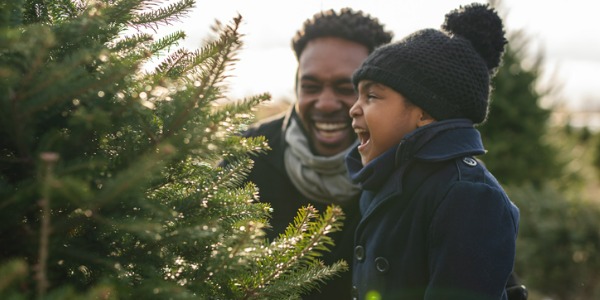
xmin=0 ymin=0 xmax=346 ymax=299
xmin=478 ymin=30 xmax=565 ymax=188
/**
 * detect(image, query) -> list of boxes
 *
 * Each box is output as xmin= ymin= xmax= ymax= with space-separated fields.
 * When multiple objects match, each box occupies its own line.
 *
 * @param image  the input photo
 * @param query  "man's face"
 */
xmin=295 ymin=37 xmax=369 ymax=157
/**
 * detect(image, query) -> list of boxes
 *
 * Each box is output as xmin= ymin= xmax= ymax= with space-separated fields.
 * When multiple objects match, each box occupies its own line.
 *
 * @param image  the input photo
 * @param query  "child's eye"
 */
xmin=367 ymin=93 xmax=379 ymax=101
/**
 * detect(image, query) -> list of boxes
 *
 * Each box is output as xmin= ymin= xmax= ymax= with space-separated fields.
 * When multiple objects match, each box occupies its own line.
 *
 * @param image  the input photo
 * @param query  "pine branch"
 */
xmin=212 ymin=158 xmax=255 ymax=192
xmin=240 ymin=205 xmax=346 ymax=299
xmin=252 ymin=261 xmax=348 ymax=300
xmin=35 ymin=152 xmax=60 ymax=298
xmin=90 ymin=143 xmax=178 ymax=210
xmin=152 ymin=47 xmax=192 ymax=79
xmin=195 ymin=17 xmax=243 ymax=98
xmin=46 ymin=0 xmax=79 ymax=22
xmin=0 ymin=260 xmax=28 ymax=292
xmin=49 ymin=3 xmax=121 ymax=59
xmin=0 ymin=0 xmax=24 ymax=27
xmin=23 ymin=0 xmax=51 ymax=24
xmin=149 ymin=30 xmax=186 ymax=56
xmin=0 ymin=24 xmax=55 ymax=91
xmin=130 ymin=0 xmax=195 ymax=30
xmin=110 ymin=32 xmax=155 ymax=53
xmin=162 ymin=15 xmax=243 ymax=137
xmin=101 ymin=0 xmax=142 ymax=27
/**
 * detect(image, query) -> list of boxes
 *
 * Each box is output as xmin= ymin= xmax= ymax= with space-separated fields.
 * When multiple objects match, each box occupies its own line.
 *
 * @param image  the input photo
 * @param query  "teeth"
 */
xmin=354 ymin=128 xmax=369 ymax=145
xmin=320 ymin=131 xmax=339 ymax=138
xmin=315 ymin=122 xmax=348 ymax=131
xmin=354 ymin=128 xmax=367 ymax=134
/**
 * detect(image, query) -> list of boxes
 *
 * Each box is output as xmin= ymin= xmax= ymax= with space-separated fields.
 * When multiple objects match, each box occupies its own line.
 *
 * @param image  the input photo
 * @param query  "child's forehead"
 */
xmin=358 ymin=80 xmax=389 ymax=91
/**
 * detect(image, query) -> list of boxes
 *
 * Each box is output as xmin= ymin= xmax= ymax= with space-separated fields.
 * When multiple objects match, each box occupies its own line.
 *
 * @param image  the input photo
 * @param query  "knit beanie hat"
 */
xmin=352 ymin=3 xmax=507 ymax=124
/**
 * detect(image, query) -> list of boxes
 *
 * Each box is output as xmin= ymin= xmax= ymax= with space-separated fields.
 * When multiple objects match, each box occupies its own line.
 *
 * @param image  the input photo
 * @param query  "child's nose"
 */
xmin=349 ymin=101 xmax=362 ymax=118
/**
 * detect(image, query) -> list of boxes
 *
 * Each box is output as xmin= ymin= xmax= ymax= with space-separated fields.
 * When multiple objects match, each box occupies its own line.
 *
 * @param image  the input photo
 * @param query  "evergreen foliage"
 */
xmin=0 ymin=0 xmax=346 ymax=299
xmin=593 ymin=133 xmax=600 ymax=176
xmin=479 ymin=5 xmax=600 ymax=297
xmin=509 ymin=184 xmax=600 ymax=300
xmin=478 ymin=31 xmax=566 ymax=188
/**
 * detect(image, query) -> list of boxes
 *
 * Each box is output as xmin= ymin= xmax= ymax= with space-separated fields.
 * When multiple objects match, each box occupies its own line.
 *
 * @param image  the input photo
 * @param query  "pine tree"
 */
xmin=0 ymin=0 xmax=346 ymax=299
xmin=478 ymin=30 xmax=566 ymax=188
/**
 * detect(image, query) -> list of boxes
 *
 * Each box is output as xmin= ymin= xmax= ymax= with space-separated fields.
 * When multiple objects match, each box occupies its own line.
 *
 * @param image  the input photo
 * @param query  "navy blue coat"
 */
xmin=345 ymin=119 xmax=520 ymax=300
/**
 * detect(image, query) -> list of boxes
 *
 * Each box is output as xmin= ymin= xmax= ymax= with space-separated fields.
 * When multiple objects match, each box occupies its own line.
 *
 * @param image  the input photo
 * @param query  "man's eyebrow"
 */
xmin=299 ymin=75 xmax=319 ymax=82
xmin=333 ymin=78 xmax=353 ymax=85
xmin=299 ymin=76 xmax=353 ymax=87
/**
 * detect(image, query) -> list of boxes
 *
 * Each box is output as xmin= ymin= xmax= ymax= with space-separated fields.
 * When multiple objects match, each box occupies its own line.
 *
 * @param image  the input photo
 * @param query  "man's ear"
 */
xmin=417 ymin=111 xmax=436 ymax=127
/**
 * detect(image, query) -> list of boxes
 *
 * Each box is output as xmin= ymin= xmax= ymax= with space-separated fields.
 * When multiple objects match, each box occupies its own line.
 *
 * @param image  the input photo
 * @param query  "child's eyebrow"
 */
xmin=359 ymin=80 xmax=379 ymax=91
xmin=359 ymin=81 xmax=371 ymax=90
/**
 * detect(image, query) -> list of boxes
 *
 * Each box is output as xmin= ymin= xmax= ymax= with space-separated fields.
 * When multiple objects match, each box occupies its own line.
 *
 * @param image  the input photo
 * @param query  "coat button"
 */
xmin=462 ymin=157 xmax=477 ymax=166
xmin=375 ymin=257 xmax=389 ymax=273
xmin=354 ymin=245 xmax=365 ymax=262
xmin=351 ymin=285 xmax=359 ymax=300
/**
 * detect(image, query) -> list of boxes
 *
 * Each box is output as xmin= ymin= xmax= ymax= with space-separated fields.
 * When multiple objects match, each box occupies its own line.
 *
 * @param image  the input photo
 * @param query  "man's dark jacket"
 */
xmin=237 ymin=108 xmax=360 ymax=300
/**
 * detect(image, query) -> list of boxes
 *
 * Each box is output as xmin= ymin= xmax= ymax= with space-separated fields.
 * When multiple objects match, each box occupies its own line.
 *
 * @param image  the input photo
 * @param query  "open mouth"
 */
xmin=354 ymin=128 xmax=370 ymax=150
xmin=314 ymin=121 xmax=349 ymax=138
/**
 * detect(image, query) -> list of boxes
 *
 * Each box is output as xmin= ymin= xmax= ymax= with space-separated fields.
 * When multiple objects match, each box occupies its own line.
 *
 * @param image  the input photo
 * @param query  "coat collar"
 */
xmin=396 ymin=118 xmax=485 ymax=164
xmin=346 ymin=119 xmax=485 ymax=192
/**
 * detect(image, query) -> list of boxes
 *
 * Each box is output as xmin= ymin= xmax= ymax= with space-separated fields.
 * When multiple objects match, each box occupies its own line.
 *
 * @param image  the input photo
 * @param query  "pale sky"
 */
xmin=162 ymin=0 xmax=600 ymax=111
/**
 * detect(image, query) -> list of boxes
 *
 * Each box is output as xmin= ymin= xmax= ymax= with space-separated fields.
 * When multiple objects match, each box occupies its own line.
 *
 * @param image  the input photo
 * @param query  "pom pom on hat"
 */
xmin=352 ymin=3 xmax=507 ymax=124
xmin=443 ymin=3 xmax=507 ymax=72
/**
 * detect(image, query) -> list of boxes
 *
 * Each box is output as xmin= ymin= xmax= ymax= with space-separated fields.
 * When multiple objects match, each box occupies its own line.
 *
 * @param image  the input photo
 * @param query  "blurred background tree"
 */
xmin=0 ymin=0 xmax=346 ymax=299
xmin=476 ymin=1 xmax=600 ymax=299
xmin=478 ymin=30 xmax=567 ymax=188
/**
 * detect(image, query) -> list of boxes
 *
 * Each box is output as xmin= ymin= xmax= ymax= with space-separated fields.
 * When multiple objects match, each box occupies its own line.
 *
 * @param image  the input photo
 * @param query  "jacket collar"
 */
xmin=346 ymin=144 xmax=398 ymax=191
xmin=346 ymin=119 xmax=485 ymax=192
xmin=396 ymin=118 xmax=485 ymax=165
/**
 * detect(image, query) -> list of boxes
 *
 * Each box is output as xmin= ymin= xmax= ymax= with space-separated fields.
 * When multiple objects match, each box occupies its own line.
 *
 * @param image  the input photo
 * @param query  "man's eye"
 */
xmin=300 ymin=84 xmax=320 ymax=93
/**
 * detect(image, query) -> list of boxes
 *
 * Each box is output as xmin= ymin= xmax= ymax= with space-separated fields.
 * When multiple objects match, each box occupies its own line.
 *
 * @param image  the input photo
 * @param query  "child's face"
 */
xmin=350 ymin=80 xmax=429 ymax=166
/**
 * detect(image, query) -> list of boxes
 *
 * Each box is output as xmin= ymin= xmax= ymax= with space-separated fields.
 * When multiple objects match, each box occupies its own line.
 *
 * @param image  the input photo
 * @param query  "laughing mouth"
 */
xmin=315 ymin=122 xmax=348 ymax=131
xmin=314 ymin=122 xmax=351 ymax=139
xmin=354 ymin=128 xmax=370 ymax=147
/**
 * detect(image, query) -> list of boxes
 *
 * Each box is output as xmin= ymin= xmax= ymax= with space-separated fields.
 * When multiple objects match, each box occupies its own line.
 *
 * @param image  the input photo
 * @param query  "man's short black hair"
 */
xmin=292 ymin=8 xmax=393 ymax=60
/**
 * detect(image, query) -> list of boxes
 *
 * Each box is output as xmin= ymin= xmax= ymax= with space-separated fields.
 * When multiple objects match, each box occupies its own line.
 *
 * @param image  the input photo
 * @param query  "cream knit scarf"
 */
xmin=284 ymin=118 xmax=360 ymax=204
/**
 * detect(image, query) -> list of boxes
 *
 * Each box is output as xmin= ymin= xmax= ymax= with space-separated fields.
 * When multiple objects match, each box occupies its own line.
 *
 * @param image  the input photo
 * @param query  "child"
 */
xmin=345 ymin=3 xmax=520 ymax=299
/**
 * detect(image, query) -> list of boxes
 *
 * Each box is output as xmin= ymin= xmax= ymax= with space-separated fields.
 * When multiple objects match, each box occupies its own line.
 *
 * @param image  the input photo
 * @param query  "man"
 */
xmin=236 ymin=8 xmax=392 ymax=299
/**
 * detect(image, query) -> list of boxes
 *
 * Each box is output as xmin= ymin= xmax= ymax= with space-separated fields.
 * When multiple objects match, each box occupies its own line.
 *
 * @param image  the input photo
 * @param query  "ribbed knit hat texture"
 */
xmin=352 ymin=3 xmax=507 ymax=124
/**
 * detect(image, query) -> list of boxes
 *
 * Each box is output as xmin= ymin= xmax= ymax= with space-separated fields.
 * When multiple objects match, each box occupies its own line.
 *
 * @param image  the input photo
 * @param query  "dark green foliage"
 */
xmin=0 ymin=0 xmax=346 ymax=299
xmin=478 ymin=4 xmax=600 ymax=298
xmin=478 ymin=31 xmax=565 ymax=188
xmin=592 ymin=132 xmax=600 ymax=176
xmin=509 ymin=185 xmax=600 ymax=300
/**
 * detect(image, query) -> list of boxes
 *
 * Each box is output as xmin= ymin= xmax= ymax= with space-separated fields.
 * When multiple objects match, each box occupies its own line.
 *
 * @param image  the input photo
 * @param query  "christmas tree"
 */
xmin=0 ymin=0 xmax=346 ymax=299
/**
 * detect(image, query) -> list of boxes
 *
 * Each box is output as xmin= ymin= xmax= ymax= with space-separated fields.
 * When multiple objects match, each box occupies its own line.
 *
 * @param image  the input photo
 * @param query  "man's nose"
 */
xmin=314 ymin=87 xmax=340 ymax=112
